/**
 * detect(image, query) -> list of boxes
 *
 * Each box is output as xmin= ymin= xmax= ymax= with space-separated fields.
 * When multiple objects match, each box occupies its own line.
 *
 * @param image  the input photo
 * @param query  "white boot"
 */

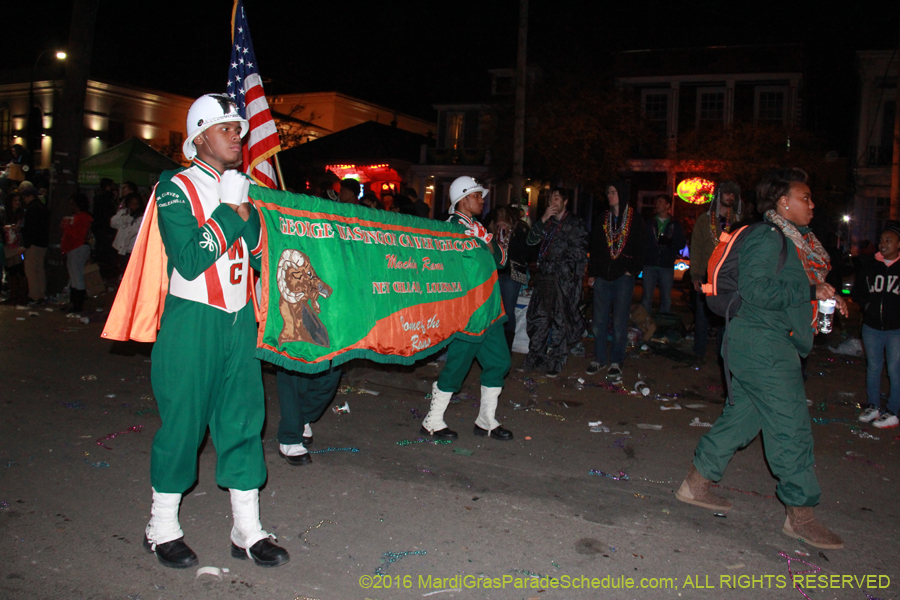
xmin=229 ymin=488 xmax=290 ymax=567
xmin=475 ymin=386 xmax=502 ymax=431
xmin=145 ymin=487 xmax=184 ymax=547
xmin=303 ymin=423 xmax=313 ymax=439
xmin=278 ymin=442 xmax=312 ymax=465
xmin=230 ymin=488 xmax=271 ymax=551
xmin=421 ymin=382 xmax=455 ymax=435
xmin=474 ymin=386 xmax=513 ymax=440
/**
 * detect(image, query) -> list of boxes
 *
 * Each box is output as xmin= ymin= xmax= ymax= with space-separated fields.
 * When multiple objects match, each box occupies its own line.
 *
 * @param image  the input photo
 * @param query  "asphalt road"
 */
xmin=1 ymin=293 xmax=898 ymax=600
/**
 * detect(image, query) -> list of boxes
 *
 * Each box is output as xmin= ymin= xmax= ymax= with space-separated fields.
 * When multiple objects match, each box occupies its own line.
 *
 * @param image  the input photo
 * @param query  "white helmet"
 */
xmin=182 ymin=94 xmax=249 ymax=160
xmin=448 ymin=176 xmax=488 ymax=214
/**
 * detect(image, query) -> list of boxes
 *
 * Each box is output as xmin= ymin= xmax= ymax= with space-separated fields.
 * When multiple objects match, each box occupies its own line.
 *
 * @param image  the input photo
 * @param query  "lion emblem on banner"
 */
xmin=276 ymin=249 xmax=332 ymax=347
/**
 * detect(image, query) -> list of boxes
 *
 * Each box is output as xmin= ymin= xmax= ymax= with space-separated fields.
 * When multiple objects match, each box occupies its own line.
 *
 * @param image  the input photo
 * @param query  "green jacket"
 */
xmin=729 ymin=224 xmax=814 ymax=368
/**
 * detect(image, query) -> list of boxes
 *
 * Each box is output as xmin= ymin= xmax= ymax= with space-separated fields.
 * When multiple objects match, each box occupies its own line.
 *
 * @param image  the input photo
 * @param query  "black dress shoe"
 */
xmin=302 ymin=436 xmax=313 ymax=446
xmin=231 ymin=538 xmax=290 ymax=567
xmin=143 ymin=535 xmax=199 ymax=569
xmin=473 ymin=424 xmax=514 ymax=441
xmin=278 ymin=450 xmax=312 ymax=466
xmin=419 ymin=426 xmax=458 ymax=439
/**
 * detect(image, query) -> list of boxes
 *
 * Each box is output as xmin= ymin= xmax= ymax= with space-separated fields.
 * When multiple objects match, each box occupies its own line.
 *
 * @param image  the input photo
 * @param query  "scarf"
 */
xmin=764 ymin=210 xmax=830 ymax=284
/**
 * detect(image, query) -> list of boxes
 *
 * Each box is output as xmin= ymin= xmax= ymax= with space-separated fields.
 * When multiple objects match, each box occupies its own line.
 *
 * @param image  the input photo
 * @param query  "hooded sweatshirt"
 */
xmin=588 ymin=180 xmax=645 ymax=281
xmin=852 ymin=252 xmax=900 ymax=331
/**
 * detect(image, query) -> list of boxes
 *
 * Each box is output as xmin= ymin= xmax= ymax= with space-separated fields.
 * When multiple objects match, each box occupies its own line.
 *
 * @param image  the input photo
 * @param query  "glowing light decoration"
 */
xmin=676 ymin=177 xmax=715 ymax=205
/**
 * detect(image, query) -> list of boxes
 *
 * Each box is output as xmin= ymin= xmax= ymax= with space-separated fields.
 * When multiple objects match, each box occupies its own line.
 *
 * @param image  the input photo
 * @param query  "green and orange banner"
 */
xmin=251 ymin=187 xmax=505 ymax=374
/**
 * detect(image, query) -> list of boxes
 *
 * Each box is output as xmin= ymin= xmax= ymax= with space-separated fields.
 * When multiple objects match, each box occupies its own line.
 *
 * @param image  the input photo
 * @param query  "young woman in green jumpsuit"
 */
xmin=676 ymin=169 xmax=847 ymax=550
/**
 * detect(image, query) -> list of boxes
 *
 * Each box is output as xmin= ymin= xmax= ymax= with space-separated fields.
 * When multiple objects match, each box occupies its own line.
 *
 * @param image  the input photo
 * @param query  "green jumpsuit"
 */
xmin=693 ymin=223 xmax=820 ymax=507
xmin=150 ymin=162 xmax=264 ymax=494
xmin=436 ymin=212 xmax=510 ymax=393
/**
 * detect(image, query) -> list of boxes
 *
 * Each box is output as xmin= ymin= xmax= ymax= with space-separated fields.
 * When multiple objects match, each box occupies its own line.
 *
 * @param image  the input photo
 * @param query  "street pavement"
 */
xmin=1 ymin=292 xmax=898 ymax=600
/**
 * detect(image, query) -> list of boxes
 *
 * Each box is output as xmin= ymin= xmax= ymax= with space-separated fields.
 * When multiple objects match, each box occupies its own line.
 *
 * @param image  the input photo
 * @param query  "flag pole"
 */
xmin=274 ymin=154 xmax=286 ymax=191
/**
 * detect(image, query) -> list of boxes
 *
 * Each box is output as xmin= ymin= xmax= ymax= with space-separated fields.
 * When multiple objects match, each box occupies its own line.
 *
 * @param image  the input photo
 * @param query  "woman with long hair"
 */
xmin=676 ymin=169 xmax=847 ymax=549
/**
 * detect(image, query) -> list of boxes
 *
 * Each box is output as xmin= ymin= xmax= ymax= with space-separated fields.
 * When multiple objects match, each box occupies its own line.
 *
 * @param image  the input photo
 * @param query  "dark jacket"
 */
xmin=644 ymin=216 xmax=686 ymax=267
xmin=499 ymin=220 xmax=534 ymax=275
xmin=588 ymin=207 xmax=645 ymax=281
xmin=852 ymin=254 xmax=900 ymax=331
xmin=22 ymin=199 xmax=49 ymax=248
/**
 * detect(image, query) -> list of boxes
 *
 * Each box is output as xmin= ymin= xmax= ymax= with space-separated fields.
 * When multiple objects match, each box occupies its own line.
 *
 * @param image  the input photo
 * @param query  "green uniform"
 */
xmin=693 ymin=222 xmax=820 ymax=507
xmin=150 ymin=159 xmax=264 ymax=493
xmin=276 ymin=367 xmax=342 ymax=445
xmin=436 ymin=212 xmax=510 ymax=392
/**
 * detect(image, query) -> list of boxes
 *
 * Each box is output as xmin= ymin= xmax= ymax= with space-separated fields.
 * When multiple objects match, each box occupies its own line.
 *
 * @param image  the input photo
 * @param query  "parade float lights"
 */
xmin=676 ymin=177 xmax=715 ymax=205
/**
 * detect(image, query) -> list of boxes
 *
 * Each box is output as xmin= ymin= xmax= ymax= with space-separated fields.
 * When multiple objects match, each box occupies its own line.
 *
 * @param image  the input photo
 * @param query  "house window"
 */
xmin=755 ymin=86 xmax=788 ymax=123
xmin=698 ymin=89 xmax=725 ymax=122
xmin=644 ymin=92 xmax=668 ymax=122
xmin=642 ymin=90 xmax=669 ymax=143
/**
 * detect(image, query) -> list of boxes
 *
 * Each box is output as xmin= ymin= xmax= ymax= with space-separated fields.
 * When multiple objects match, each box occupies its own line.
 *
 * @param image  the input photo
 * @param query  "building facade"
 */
xmin=851 ymin=50 xmax=898 ymax=244
xmin=614 ymin=45 xmax=805 ymax=218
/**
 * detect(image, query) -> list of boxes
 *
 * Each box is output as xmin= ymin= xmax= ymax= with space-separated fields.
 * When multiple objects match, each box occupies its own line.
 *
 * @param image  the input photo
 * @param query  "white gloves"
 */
xmin=220 ymin=170 xmax=250 ymax=206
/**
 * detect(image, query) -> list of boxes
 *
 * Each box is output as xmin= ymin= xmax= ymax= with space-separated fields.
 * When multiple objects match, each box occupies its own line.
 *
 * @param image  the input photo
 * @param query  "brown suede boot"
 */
xmin=674 ymin=465 xmax=733 ymax=511
xmin=782 ymin=506 xmax=844 ymax=549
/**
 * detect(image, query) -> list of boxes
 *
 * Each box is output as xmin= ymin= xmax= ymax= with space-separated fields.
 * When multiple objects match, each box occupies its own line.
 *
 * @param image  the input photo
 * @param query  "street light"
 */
xmin=26 ymin=48 xmax=66 ymax=157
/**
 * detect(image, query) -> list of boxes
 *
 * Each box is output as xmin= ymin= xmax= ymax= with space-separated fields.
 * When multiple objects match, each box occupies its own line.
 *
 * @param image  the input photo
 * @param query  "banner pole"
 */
xmin=274 ymin=154 xmax=286 ymax=191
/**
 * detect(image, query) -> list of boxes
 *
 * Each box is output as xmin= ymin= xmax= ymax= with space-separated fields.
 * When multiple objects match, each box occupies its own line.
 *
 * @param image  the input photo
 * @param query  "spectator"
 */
xmin=2 ymin=144 xmax=32 ymax=190
xmin=359 ymin=193 xmax=380 ymax=210
xmin=60 ymin=193 xmax=94 ymax=314
xmin=587 ymin=180 xmax=645 ymax=378
xmin=641 ymin=193 xmax=685 ymax=314
xmin=520 ymin=188 xmax=589 ymax=377
xmin=338 ymin=179 xmax=360 ymax=203
xmin=91 ymin=178 xmax=118 ymax=279
xmin=393 ymin=194 xmax=416 ymax=215
xmin=3 ymin=192 xmax=28 ymax=304
xmin=488 ymin=205 xmax=534 ymax=349
xmin=405 ymin=187 xmax=431 ymax=218
xmin=854 ymin=220 xmax=900 ymax=430
xmin=21 ymin=186 xmax=49 ymax=305
xmin=111 ymin=192 xmax=146 ymax=278
xmin=691 ymin=180 xmax=742 ymax=361
xmin=120 ymin=181 xmax=139 ymax=201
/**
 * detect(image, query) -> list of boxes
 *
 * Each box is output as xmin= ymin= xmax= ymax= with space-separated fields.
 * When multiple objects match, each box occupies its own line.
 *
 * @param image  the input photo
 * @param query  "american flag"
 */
xmin=227 ymin=0 xmax=281 ymax=189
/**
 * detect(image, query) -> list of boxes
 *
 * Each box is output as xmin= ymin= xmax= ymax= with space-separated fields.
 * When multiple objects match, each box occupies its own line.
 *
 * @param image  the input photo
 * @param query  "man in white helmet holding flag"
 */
xmin=419 ymin=176 xmax=514 ymax=442
xmin=136 ymin=94 xmax=289 ymax=569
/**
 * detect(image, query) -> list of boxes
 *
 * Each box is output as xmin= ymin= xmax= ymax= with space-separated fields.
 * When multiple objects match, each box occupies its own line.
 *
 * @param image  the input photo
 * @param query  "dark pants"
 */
xmin=592 ymin=274 xmax=634 ymax=366
xmin=498 ymin=274 xmax=522 ymax=334
xmin=694 ymin=291 xmax=724 ymax=359
xmin=276 ymin=367 xmax=342 ymax=445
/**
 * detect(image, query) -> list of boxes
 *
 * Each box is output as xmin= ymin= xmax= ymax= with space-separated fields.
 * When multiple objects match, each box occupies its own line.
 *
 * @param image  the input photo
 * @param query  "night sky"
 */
xmin=7 ymin=0 xmax=900 ymax=154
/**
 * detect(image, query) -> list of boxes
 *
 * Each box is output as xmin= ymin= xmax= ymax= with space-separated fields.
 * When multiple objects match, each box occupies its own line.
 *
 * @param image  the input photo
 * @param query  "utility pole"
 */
xmin=49 ymin=0 xmax=98 ymax=285
xmin=511 ymin=0 xmax=528 ymax=207
xmin=891 ymin=19 xmax=900 ymax=219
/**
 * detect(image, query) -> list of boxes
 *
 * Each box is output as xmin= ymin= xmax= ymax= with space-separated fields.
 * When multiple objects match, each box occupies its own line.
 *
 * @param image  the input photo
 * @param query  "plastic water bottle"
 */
xmin=817 ymin=299 xmax=836 ymax=334
xmin=634 ymin=381 xmax=650 ymax=396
